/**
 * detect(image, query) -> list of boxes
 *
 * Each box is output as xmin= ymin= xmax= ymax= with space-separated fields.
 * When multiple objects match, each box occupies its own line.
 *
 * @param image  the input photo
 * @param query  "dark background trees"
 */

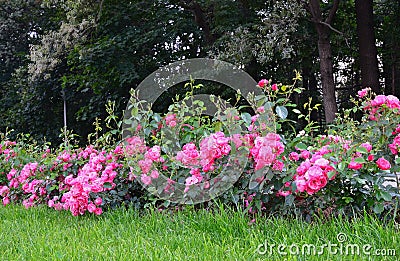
xmin=1 ymin=0 xmax=399 ymax=145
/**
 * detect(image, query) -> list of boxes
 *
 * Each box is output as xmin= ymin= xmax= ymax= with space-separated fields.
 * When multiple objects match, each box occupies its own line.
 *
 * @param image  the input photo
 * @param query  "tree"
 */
xmin=377 ymin=0 xmax=400 ymax=96
xmin=0 ymin=0 xmax=61 ymax=141
xmin=303 ymin=0 xmax=340 ymax=123
xmin=355 ymin=0 xmax=380 ymax=93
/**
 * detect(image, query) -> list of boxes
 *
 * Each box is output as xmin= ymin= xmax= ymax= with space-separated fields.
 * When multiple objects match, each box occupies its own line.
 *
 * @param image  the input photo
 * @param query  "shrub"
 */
xmin=0 ymin=77 xmax=399 ymax=220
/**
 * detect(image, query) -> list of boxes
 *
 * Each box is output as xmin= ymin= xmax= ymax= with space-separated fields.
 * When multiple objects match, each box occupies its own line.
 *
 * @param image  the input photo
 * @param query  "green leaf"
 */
xmin=295 ymin=142 xmax=307 ymax=150
xmin=214 ymin=122 xmax=222 ymax=132
xmin=356 ymin=147 xmax=368 ymax=154
xmin=103 ymin=182 xmax=112 ymax=189
xmin=131 ymin=107 xmax=138 ymax=117
xmin=380 ymin=191 xmax=392 ymax=201
xmin=124 ymin=119 xmax=133 ymax=125
xmin=373 ymin=202 xmax=384 ymax=214
xmin=342 ymin=197 xmax=354 ymax=204
xmin=241 ymin=112 xmax=252 ymax=126
xmin=275 ymin=106 xmax=288 ymax=119
xmin=354 ymin=157 xmax=366 ymax=163
xmin=153 ymin=113 xmax=161 ymax=122
xmin=255 ymin=95 xmax=266 ymax=101
xmin=292 ymin=109 xmax=301 ymax=114
xmin=338 ymin=161 xmax=346 ymax=171
xmin=354 ymin=177 xmax=366 ymax=184
xmin=263 ymin=101 xmax=274 ymax=110
xmin=327 ymin=171 xmax=336 ymax=179
xmin=284 ymin=194 xmax=295 ymax=206
xmin=395 ymin=157 xmax=400 ymax=165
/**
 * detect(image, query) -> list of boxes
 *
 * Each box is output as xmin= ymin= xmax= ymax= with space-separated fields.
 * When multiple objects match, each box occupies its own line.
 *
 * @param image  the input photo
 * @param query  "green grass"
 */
xmin=0 ymin=205 xmax=399 ymax=261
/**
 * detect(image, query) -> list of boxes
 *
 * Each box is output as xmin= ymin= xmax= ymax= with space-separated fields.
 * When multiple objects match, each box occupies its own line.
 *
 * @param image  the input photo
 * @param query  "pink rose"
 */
xmin=371 ymin=95 xmax=386 ymax=106
xmin=386 ymin=95 xmax=400 ymax=109
xmin=360 ymin=143 xmax=372 ymax=153
xmin=145 ymin=145 xmax=161 ymax=161
xmin=304 ymin=166 xmax=323 ymax=179
xmin=87 ymin=203 xmax=96 ymax=213
xmin=295 ymin=178 xmax=307 ymax=192
xmin=357 ymin=88 xmax=370 ymax=98
xmin=94 ymin=197 xmax=102 ymax=205
xmin=2 ymin=197 xmax=10 ymax=206
xmin=314 ymin=158 xmax=329 ymax=168
xmin=258 ymin=79 xmax=268 ymax=88
xmin=94 ymin=207 xmax=102 ymax=215
xmin=140 ymin=174 xmax=152 ymax=185
xmin=306 ymin=175 xmax=328 ymax=194
xmin=289 ymin=152 xmax=300 ymax=161
xmin=150 ymin=170 xmax=159 ymax=179
xmin=271 ymin=83 xmax=278 ymax=91
xmin=376 ymin=157 xmax=391 ymax=170
xmin=138 ymin=158 xmax=152 ymax=174
xmin=185 ymin=176 xmax=200 ymax=186
xmin=165 ymin=114 xmax=178 ymax=127
xmin=272 ymin=160 xmax=284 ymax=171
xmin=300 ymin=150 xmax=310 ymax=159
xmin=348 ymin=161 xmax=363 ymax=170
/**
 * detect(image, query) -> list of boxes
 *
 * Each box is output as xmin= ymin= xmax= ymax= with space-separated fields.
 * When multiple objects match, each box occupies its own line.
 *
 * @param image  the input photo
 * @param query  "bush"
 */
xmin=0 ymin=76 xmax=399 ymax=220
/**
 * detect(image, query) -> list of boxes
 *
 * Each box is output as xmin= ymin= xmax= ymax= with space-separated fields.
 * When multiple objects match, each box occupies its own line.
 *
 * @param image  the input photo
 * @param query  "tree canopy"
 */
xmin=1 ymin=0 xmax=399 ymax=144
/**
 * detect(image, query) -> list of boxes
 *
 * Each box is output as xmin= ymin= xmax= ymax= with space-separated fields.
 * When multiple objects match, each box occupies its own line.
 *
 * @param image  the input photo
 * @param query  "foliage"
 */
xmin=1 ymin=75 xmax=399 ymax=221
xmin=1 ymin=0 xmax=400 ymax=143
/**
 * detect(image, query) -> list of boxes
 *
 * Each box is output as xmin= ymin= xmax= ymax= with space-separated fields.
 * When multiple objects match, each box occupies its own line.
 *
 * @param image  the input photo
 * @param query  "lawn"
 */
xmin=0 ymin=204 xmax=398 ymax=260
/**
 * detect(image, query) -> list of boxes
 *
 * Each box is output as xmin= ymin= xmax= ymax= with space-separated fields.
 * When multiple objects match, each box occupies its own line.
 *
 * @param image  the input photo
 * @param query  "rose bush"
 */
xmin=0 ymin=76 xmax=399 ymax=220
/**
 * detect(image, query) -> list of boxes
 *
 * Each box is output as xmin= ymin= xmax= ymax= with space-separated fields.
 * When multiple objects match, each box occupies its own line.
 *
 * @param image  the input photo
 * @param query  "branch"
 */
xmin=179 ymin=0 xmax=215 ymax=45
xmin=319 ymin=21 xmax=351 ymax=47
xmin=96 ymin=0 xmax=104 ymax=23
xmin=308 ymin=0 xmax=322 ymax=21
xmin=325 ymin=0 xmax=340 ymax=24
xmin=319 ymin=21 xmax=343 ymax=35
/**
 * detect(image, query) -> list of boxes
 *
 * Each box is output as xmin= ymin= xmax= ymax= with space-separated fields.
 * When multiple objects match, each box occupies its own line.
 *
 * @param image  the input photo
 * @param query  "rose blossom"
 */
xmin=140 ymin=174 xmax=152 ymax=185
xmin=357 ymin=87 xmax=370 ymax=98
xmin=258 ymin=79 xmax=268 ymax=88
xmin=348 ymin=161 xmax=363 ymax=170
xmin=360 ymin=142 xmax=372 ymax=153
xmin=376 ymin=157 xmax=391 ymax=170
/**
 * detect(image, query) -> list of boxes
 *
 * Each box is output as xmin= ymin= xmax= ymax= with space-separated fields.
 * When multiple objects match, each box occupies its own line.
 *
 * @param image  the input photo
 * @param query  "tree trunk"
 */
xmin=317 ymin=31 xmax=338 ymax=123
xmin=308 ymin=0 xmax=339 ymax=123
xmin=355 ymin=0 xmax=380 ymax=94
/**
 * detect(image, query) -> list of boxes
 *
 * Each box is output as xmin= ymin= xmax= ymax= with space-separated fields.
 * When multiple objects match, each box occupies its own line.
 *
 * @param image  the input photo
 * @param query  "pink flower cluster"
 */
xmin=257 ymin=79 xmax=278 ymax=91
xmin=0 ymin=141 xmax=17 ymax=161
xmin=165 ymin=113 xmax=178 ymax=127
xmin=2 ymin=161 xmax=49 ymax=208
xmin=389 ymin=125 xmax=400 ymax=155
xmin=348 ymin=142 xmax=374 ymax=170
xmin=125 ymin=136 xmax=147 ymax=156
xmin=55 ymin=150 xmax=120 ymax=216
xmin=294 ymin=155 xmax=335 ymax=195
xmin=250 ymin=133 xmax=284 ymax=170
xmin=363 ymin=93 xmax=400 ymax=120
xmin=357 ymin=87 xmax=371 ymax=98
xmin=199 ymin=131 xmax=231 ymax=172
xmin=138 ymin=145 xmax=165 ymax=186
xmin=288 ymin=144 xmax=336 ymax=195
xmin=176 ymin=143 xmax=199 ymax=167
